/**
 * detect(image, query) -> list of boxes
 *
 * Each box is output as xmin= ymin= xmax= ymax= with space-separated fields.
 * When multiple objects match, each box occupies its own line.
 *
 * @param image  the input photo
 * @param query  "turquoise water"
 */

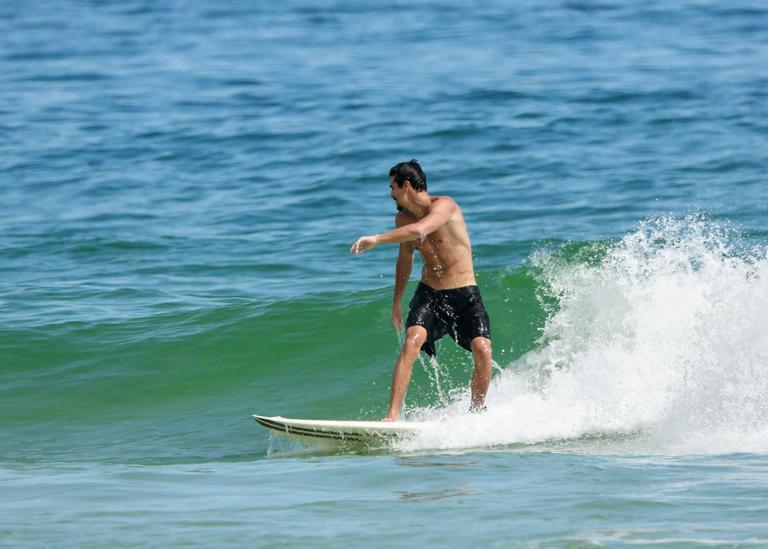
xmin=2 ymin=1 xmax=768 ymax=546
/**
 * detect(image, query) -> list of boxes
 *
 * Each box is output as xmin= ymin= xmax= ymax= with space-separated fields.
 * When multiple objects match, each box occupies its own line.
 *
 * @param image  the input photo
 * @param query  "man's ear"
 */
xmin=403 ymin=180 xmax=412 ymax=190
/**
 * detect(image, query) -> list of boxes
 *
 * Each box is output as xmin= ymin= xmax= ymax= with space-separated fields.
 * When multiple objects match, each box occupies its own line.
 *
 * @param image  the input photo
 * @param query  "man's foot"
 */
xmin=469 ymin=404 xmax=487 ymax=414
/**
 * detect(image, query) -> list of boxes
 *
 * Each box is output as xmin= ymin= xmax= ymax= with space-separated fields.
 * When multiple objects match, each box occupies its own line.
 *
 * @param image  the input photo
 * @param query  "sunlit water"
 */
xmin=2 ymin=0 xmax=768 ymax=546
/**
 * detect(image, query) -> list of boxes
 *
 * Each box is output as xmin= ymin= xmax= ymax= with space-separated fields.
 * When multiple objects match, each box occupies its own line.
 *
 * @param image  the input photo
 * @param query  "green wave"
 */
xmin=1 ymin=267 xmax=550 ymax=427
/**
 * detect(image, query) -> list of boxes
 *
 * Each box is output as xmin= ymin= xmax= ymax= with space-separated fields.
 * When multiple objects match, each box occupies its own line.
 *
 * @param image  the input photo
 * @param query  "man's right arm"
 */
xmin=392 ymin=214 xmax=415 ymax=331
xmin=393 ymin=243 xmax=414 ymax=329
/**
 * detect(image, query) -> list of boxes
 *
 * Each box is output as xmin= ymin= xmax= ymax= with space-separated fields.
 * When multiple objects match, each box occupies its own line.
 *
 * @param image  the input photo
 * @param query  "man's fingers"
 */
xmin=351 ymin=237 xmax=371 ymax=255
xmin=392 ymin=312 xmax=403 ymax=332
xmin=351 ymin=236 xmax=377 ymax=255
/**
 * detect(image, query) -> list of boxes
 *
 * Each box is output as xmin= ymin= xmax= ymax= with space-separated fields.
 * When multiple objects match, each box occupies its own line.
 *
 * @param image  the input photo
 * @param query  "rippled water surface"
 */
xmin=2 ymin=0 xmax=768 ymax=546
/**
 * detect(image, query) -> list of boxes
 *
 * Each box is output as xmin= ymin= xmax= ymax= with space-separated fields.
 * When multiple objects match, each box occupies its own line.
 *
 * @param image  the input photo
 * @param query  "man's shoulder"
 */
xmin=431 ymin=195 xmax=459 ymax=214
xmin=432 ymin=195 xmax=457 ymax=206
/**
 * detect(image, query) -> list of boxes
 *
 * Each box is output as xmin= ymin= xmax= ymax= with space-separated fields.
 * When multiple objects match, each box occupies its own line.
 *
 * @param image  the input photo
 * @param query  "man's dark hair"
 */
xmin=389 ymin=159 xmax=427 ymax=192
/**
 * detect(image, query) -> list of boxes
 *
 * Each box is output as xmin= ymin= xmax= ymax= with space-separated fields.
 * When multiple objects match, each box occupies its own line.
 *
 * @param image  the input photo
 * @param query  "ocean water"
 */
xmin=2 ymin=0 xmax=768 ymax=546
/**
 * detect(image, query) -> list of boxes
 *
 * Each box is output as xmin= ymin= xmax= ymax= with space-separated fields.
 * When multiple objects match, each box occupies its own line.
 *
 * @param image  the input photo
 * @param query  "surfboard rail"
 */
xmin=253 ymin=414 xmax=429 ymax=443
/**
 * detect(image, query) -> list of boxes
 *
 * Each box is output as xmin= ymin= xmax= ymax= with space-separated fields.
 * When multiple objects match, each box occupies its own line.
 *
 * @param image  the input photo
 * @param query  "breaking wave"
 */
xmin=404 ymin=216 xmax=768 ymax=454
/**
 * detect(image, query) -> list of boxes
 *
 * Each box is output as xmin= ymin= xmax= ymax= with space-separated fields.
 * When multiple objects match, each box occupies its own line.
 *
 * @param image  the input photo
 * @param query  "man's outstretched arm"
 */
xmin=350 ymin=198 xmax=455 ymax=254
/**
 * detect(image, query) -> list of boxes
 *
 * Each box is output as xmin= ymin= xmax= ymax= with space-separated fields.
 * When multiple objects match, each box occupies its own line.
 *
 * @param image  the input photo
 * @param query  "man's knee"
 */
xmin=471 ymin=337 xmax=492 ymax=362
xmin=403 ymin=326 xmax=426 ymax=355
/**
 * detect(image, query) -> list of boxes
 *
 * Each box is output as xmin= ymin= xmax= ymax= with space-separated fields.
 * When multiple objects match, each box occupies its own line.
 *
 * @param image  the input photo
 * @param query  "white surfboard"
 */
xmin=253 ymin=414 xmax=430 ymax=443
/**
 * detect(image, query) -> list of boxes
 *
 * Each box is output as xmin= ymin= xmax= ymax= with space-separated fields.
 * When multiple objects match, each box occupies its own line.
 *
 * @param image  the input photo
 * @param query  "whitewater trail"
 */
xmin=401 ymin=217 xmax=768 ymax=454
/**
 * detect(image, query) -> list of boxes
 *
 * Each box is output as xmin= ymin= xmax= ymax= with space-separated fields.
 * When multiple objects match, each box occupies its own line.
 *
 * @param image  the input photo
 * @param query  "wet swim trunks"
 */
xmin=405 ymin=282 xmax=492 ymax=357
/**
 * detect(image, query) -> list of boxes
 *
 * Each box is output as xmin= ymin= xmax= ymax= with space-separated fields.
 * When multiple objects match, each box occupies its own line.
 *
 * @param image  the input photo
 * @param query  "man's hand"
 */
xmin=391 ymin=303 xmax=403 ymax=332
xmin=350 ymin=235 xmax=379 ymax=255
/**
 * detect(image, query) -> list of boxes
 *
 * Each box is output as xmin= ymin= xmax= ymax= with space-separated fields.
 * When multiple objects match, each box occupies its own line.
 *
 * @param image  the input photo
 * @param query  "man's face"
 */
xmin=390 ymin=177 xmax=406 ymax=212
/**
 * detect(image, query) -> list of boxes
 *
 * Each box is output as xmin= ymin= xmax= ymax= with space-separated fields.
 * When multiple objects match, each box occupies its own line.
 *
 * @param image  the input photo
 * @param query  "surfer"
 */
xmin=351 ymin=160 xmax=493 ymax=421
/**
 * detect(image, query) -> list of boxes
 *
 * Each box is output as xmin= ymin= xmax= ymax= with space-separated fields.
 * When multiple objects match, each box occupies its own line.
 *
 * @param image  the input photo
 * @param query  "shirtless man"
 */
xmin=351 ymin=160 xmax=493 ymax=421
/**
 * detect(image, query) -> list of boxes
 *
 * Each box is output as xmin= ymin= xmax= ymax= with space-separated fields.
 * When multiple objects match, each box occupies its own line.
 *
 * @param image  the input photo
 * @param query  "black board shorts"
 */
xmin=405 ymin=282 xmax=492 ymax=357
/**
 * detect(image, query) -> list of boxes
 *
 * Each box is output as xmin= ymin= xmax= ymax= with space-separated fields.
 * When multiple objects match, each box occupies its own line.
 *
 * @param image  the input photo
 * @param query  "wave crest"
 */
xmin=405 ymin=216 xmax=768 ymax=454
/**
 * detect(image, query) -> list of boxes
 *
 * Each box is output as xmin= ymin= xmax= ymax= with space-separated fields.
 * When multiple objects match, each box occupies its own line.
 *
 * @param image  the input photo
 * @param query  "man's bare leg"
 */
xmin=384 ymin=325 xmax=427 ymax=421
xmin=470 ymin=336 xmax=492 ymax=411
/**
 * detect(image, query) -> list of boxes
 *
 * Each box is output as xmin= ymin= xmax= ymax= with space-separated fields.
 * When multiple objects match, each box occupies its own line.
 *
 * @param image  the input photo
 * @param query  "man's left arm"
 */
xmin=351 ymin=198 xmax=455 ymax=254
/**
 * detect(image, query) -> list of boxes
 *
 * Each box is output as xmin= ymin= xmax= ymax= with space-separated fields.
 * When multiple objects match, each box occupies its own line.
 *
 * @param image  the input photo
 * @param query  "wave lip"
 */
xmin=400 ymin=216 xmax=768 ymax=455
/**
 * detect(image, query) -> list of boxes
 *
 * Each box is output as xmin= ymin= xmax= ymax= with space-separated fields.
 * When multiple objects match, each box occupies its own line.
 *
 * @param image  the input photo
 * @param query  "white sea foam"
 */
xmin=401 ymin=216 xmax=768 ymax=454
